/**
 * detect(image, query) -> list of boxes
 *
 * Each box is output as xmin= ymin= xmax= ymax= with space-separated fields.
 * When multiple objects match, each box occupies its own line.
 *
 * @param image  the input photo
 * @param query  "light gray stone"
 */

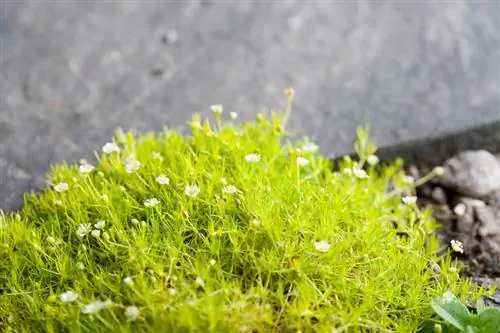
xmin=476 ymin=206 xmax=500 ymax=237
xmin=439 ymin=150 xmax=500 ymax=198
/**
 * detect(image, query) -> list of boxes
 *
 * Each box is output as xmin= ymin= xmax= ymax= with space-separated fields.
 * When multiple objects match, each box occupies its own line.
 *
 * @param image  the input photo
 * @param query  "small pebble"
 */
xmin=453 ymin=203 xmax=467 ymax=216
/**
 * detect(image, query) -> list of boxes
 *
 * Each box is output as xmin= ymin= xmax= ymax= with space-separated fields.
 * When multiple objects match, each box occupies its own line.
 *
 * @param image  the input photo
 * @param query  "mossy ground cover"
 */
xmin=0 ymin=97 xmax=489 ymax=332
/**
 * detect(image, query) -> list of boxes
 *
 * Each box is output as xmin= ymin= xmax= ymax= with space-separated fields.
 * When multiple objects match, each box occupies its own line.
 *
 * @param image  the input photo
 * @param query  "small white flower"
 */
xmin=155 ymin=175 xmax=170 ymax=185
xmin=54 ymin=199 xmax=63 ymax=206
xmin=220 ymin=177 xmax=227 ymax=184
xmin=123 ymin=277 xmax=134 ymax=286
xmin=352 ymin=168 xmax=369 ymax=179
xmin=314 ymin=240 xmax=331 ymax=253
xmin=296 ymin=157 xmax=310 ymax=167
xmin=209 ymin=259 xmax=216 ymax=266
xmin=342 ymin=168 xmax=353 ymax=175
xmin=251 ymin=219 xmax=261 ymax=227
xmin=102 ymin=142 xmax=120 ymax=154
xmin=367 ymin=155 xmax=379 ymax=166
xmin=101 ymin=194 xmax=109 ymax=202
xmin=195 ymin=277 xmax=205 ymax=287
xmin=229 ymin=112 xmax=238 ymax=120
xmin=82 ymin=300 xmax=113 ymax=314
xmin=184 ymin=185 xmax=200 ymax=198
xmin=168 ymin=288 xmax=177 ymax=295
xmin=54 ymin=182 xmax=69 ymax=192
xmin=402 ymin=196 xmax=417 ymax=205
xmin=151 ymin=151 xmax=164 ymax=161
xmin=450 ymin=240 xmax=464 ymax=254
xmin=94 ymin=220 xmax=106 ymax=229
xmin=124 ymin=306 xmax=140 ymax=322
xmin=302 ymin=142 xmax=319 ymax=154
xmin=222 ymin=185 xmax=238 ymax=194
xmin=76 ymin=262 xmax=85 ymax=270
xmin=245 ymin=153 xmax=261 ymax=163
xmin=402 ymin=175 xmax=415 ymax=184
xmin=60 ymin=291 xmax=79 ymax=303
xmin=76 ymin=223 xmax=92 ymax=237
xmin=91 ymin=229 xmax=101 ymax=238
xmin=211 ymin=104 xmax=223 ymax=116
xmin=144 ymin=198 xmax=160 ymax=207
xmin=125 ymin=159 xmax=141 ymax=174
xmin=79 ymin=164 xmax=95 ymax=174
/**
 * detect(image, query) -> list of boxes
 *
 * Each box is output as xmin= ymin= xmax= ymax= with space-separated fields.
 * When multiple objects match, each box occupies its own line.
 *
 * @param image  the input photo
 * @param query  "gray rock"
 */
xmin=475 ymin=206 xmax=500 ymax=237
xmin=439 ymin=150 xmax=500 ymax=198
xmin=2 ymin=2 xmax=500 ymax=211
xmin=460 ymin=197 xmax=486 ymax=208
xmin=431 ymin=187 xmax=448 ymax=205
xmin=455 ymin=208 xmax=475 ymax=235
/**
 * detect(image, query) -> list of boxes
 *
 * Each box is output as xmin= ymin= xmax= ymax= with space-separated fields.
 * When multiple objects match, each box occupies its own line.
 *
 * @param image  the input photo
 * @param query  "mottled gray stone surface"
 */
xmin=1 ymin=1 xmax=500 ymax=210
xmin=439 ymin=150 xmax=500 ymax=199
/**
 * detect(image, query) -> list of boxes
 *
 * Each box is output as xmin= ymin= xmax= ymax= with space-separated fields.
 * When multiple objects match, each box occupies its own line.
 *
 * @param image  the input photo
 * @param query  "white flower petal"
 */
xmin=79 ymin=164 xmax=95 ymax=174
xmin=352 ymin=168 xmax=369 ymax=179
xmin=184 ymin=185 xmax=200 ymax=198
xmin=450 ymin=240 xmax=464 ymax=254
xmin=82 ymin=300 xmax=113 ymax=314
xmin=222 ymin=185 xmax=238 ymax=194
xmin=76 ymin=224 xmax=92 ymax=238
xmin=155 ymin=175 xmax=170 ymax=185
xmin=144 ymin=198 xmax=160 ymax=207
xmin=302 ymin=142 xmax=319 ymax=153
xmin=314 ymin=240 xmax=331 ymax=253
xmin=60 ymin=291 xmax=79 ymax=303
xmin=366 ymin=155 xmax=379 ymax=166
xmin=296 ymin=157 xmax=310 ymax=166
xmin=124 ymin=306 xmax=140 ymax=322
xmin=211 ymin=104 xmax=223 ymax=116
xmin=245 ymin=153 xmax=261 ymax=163
xmin=402 ymin=196 xmax=417 ymax=205
xmin=123 ymin=277 xmax=134 ymax=286
xmin=94 ymin=220 xmax=106 ymax=229
xmin=54 ymin=182 xmax=69 ymax=193
xmin=102 ymin=142 xmax=120 ymax=154
xmin=125 ymin=159 xmax=141 ymax=173
xmin=195 ymin=277 xmax=205 ymax=287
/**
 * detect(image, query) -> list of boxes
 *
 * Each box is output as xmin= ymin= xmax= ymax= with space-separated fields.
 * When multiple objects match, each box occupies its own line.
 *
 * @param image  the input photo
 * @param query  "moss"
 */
xmin=0 ymin=104 xmax=481 ymax=332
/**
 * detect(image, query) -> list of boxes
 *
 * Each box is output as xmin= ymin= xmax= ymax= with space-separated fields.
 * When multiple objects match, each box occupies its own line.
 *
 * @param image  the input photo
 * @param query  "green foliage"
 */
xmin=425 ymin=292 xmax=500 ymax=333
xmin=0 ymin=108 xmax=485 ymax=332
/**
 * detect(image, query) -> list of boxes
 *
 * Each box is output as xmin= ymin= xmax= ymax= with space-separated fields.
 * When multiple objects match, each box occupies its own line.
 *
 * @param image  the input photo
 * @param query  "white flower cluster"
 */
xmin=76 ymin=220 xmax=108 ymax=239
xmin=59 ymin=290 xmax=140 ymax=321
